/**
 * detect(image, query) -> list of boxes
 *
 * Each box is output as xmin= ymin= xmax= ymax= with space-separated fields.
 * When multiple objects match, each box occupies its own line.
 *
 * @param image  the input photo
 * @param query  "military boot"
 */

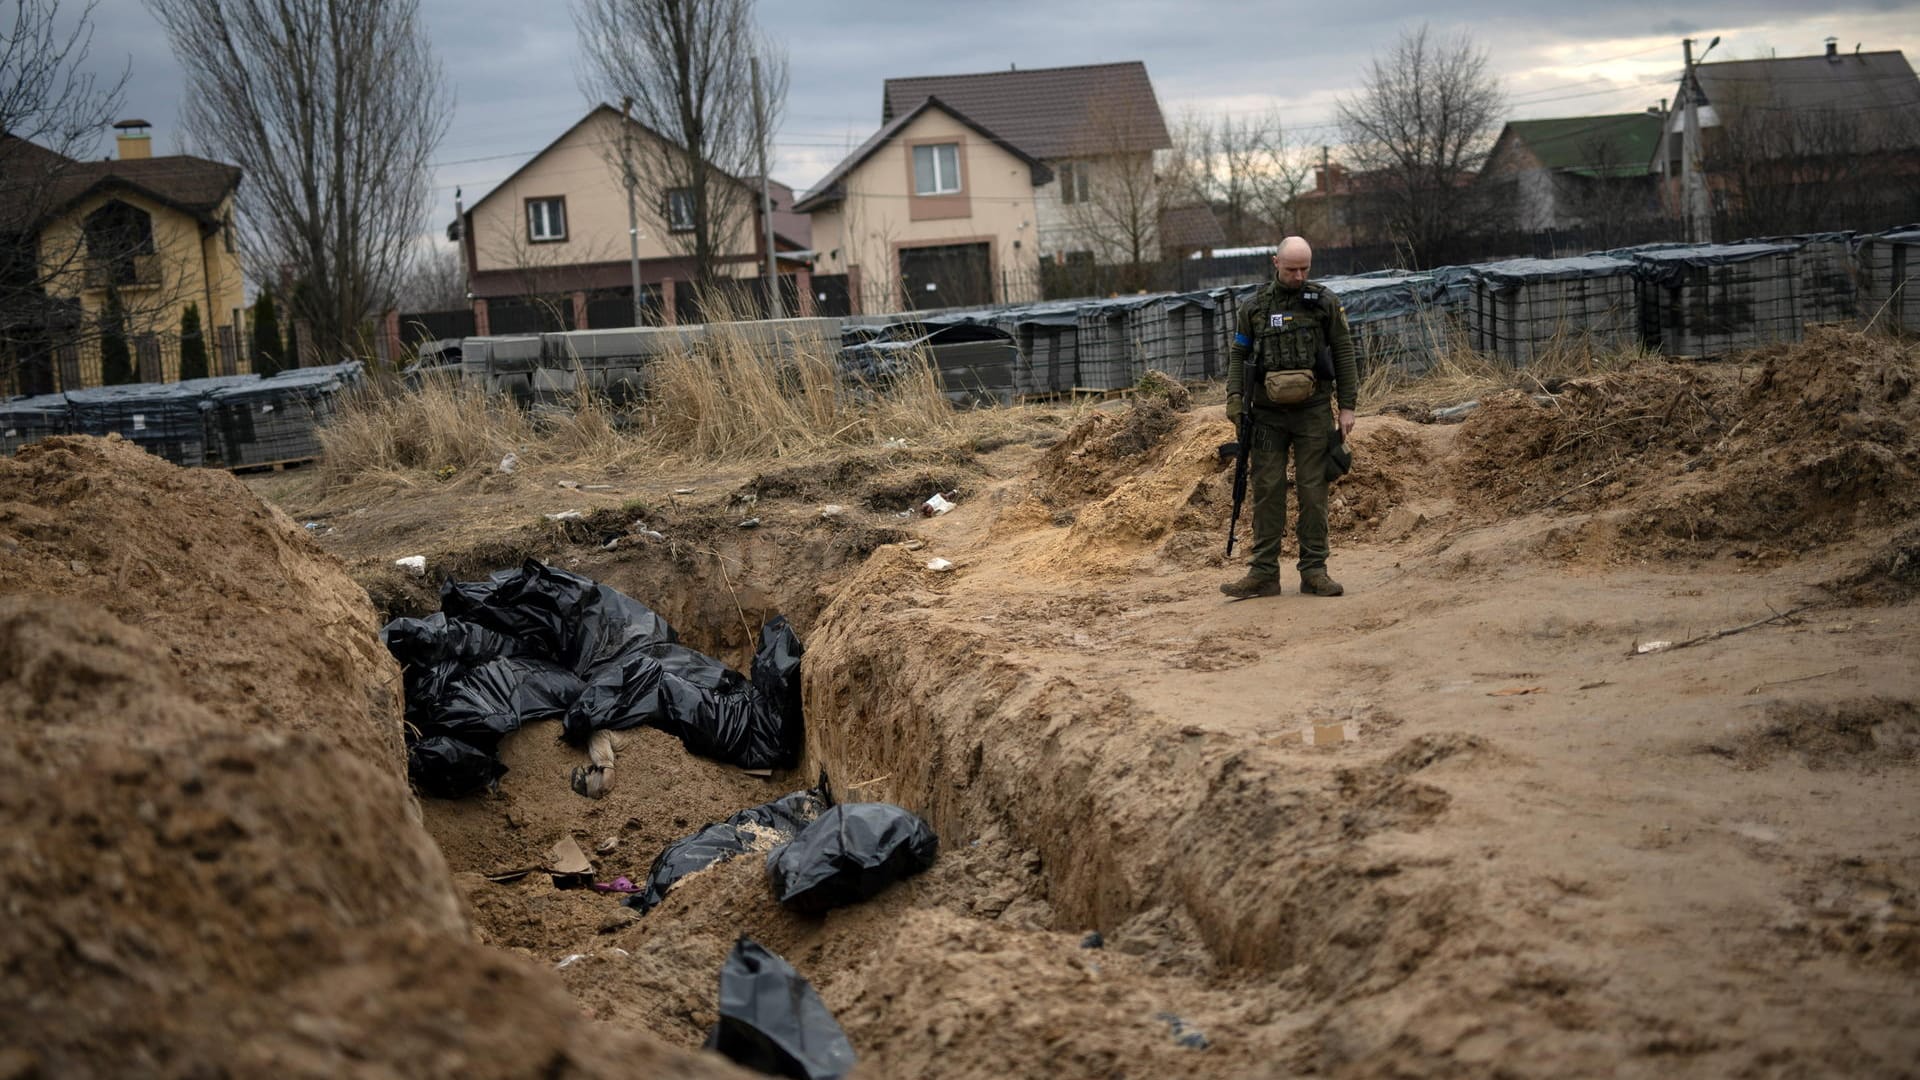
xmin=1220 ymin=573 xmax=1282 ymax=599
xmin=1299 ymin=569 xmax=1344 ymax=596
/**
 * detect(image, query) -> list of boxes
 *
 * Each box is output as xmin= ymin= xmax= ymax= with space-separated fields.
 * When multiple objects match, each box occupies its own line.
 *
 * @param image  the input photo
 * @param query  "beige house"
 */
xmin=796 ymin=97 xmax=1050 ymax=311
xmin=454 ymin=104 xmax=809 ymax=330
xmin=2 ymin=123 xmax=245 ymax=393
xmin=880 ymin=63 xmax=1172 ymax=267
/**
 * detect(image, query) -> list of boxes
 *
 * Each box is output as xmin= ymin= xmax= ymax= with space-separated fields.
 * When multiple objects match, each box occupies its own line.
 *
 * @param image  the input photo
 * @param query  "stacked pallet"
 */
xmin=1627 ymin=242 xmax=1805 ymax=357
xmin=1073 ymin=298 xmax=1146 ymax=391
xmin=1466 ymin=256 xmax=1640 ymax=366
xmin=0 ymin=393 xmax=72 ymax=456
xmin=989 ymin=304 xmax=1079 ymax=397
xmin=1125 ymin=292 xmax=1219 ymax=383
xmin=64 ymin=377 xmax=250 ymax=467
xmin=1319 ymin=273 xmax=1445 ymax=377
xmin=1856 ymin=226 xmax=1920 ymax=332
xmin=205 ymin=363 xmax=363 ymax=468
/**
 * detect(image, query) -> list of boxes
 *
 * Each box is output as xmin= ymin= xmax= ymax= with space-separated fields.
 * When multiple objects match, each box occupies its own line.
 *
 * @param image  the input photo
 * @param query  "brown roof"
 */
xmin=882 ymin=61 xmax=1171 ymax=161
xmin=1693 ymin=50 xmax=1920 ymax=152
xmin=1158 ymin=205 xmax=1225 ymax=252
xmin=741 ymin=176 xmax=812 ymax=249
xmin=2 ymin=135 xmax=240 ymax=232
xmin=793 ymin=97 xmax=1051 ymax=213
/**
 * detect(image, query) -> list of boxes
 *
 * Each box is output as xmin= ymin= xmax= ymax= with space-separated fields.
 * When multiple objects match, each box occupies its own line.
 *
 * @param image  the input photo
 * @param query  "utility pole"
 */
xmin=621 ymin=97 xmax=645 ymax=327
xmin=751 ymin=56 xmax=782 ymax=319
xmin=1680 ymin=37 xmax=1718 ymax=244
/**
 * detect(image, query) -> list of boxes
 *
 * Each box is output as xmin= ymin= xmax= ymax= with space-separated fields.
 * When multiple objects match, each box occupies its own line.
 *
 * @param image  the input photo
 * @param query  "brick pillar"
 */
xmin=847 ymin=265 xmax=863 ymax=316
xmin=660 ymin=278 xmax=677 ymax=326
xmin=473 ymin=297 xmax=490 ymax=336
xmin=796 ymin=269 xmax=815 ymax=317
xmin=571 ymin=290 xmax=589 ymax=329
xmin=384 ymin=309 xmax=402 ymax=363
xmin=293 ymin=320 xmax=316 ymax=367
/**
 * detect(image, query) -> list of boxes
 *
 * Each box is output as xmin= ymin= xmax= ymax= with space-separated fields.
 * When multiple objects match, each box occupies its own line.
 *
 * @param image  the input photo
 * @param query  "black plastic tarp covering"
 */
xmin=1623 ymin=241 xmax=1799 ymax=286
xmin=626 ymin=779 xmax=832 ymax=914
xmin=1469 ymin=254 xmax=1636 ymax=291
xmin=383 ymin=560 xmax=805 ymax=797
xmin=704 ymin=936 xmax=857 ymax=1080
xmin=766 ymin=802 xmax=940 ymax=913
xmin=563 ymin=616 xmax=805 ymax=770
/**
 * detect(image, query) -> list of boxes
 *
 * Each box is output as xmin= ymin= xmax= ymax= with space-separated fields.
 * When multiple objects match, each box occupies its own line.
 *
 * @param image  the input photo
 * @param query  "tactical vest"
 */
xmin=1252 ymin=283 xmax=1333 ymax=374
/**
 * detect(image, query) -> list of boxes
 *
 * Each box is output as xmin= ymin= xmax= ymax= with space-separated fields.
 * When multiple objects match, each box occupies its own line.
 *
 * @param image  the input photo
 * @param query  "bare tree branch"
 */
xmin=143 ymin=0 xmax=450 ymax=356
xmin=573 ymin=0 xmax=785 ymax=296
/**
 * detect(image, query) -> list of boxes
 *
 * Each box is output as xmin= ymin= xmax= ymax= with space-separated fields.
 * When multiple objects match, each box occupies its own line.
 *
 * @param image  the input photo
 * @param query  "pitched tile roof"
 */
xmin=1692 ymin=50 xmax=1920 ymax=152
xmin=1158 ymin=204 xmax=1225 ymax=251
xmin=1496 ymin=113 xmax=1663 ymax=178
xmin=1 ymin=135 xmax=241 ymax=232
xmin=882 ymin=61 xmax=1170 ymax=161
xmin=793 ymin=97 xmax=1051 ymax=213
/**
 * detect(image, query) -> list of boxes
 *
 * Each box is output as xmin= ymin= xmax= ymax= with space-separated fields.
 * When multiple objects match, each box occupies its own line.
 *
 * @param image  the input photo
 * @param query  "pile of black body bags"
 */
xmin=381 ymin=560 xmax=804 ymax=798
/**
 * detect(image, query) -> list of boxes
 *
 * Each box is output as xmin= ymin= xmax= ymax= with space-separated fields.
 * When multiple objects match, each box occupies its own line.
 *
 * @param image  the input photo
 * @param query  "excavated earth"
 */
xmin=5 ymin=326 xmax=1918 ymax=1077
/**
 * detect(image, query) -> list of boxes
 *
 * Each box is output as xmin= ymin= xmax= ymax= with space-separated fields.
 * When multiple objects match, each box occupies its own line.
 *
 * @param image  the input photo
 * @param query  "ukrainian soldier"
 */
xmin=1221 ymin=236 xmax=1359 ymax=598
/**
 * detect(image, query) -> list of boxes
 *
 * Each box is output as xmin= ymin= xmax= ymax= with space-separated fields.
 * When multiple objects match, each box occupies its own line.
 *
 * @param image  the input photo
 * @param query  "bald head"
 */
xmin=1273 ymin=236 xmax=1312 ymax=288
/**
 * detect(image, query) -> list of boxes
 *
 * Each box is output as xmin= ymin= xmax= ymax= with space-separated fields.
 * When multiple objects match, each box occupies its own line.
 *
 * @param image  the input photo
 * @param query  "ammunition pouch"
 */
xmin=1262 ymin=370 xmax=1316 ymax=405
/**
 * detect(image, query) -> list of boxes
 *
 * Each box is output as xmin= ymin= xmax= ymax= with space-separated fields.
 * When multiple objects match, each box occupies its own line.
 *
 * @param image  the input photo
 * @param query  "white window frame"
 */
xmin=666 ymin=188 xmax=695 ymax=232
xmin=527 ymin=197 xmax=567 ymax=242
xmin=913 ymin=143 xmax=961 ymax=196
xmin=1059 ymin=162 xmax=1091 ymax=205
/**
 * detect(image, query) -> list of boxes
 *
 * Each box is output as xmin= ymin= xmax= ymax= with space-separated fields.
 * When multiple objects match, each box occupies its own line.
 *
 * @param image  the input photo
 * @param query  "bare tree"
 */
xmin=144 ymin=0 xmax=450 ymax=355
xmin=1174 ymin=109 xmax=1315 ymax=244
xmin=573 ymin=0 xmax=786 ymax=294
xmin=394 ymin=242 xmax=468 ymax=313
xmin=1337 ymin=24 xmax=1504 ymax=266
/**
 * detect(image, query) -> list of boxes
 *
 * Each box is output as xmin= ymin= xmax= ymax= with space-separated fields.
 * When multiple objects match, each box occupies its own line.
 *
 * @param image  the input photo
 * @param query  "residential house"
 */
xmin=1480 ymin=112 xmax=1664 ymax=232
xmin=1 ymin=122 xmax=245 ymax=394
xmin=452 ymin=104 xmax=811 ymax=331
xmin=796 ymin=96 xmax=1051 ymax=311
xmin=1292 ymin=163 xmax=1393 ymax=249
xmin=879 ymin=62 xmax=1174 ymax=265
xmin=1657 ymin=42 xmax=1920 ymax=233
xmin=1157 ymin=205 xmax=1227 ymax=260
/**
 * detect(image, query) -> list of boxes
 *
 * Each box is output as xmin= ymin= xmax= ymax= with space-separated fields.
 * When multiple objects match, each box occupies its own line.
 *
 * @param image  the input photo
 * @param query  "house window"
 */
xmin=913 ymin=143 xmax=960 ymax=196
xmin=1059 ymin=162 xmax=1091 ymax=205
xmin=527 ymin=197 xmax=567 ymax=242
xmin=666 ymin=188 xmax=695 ymax=232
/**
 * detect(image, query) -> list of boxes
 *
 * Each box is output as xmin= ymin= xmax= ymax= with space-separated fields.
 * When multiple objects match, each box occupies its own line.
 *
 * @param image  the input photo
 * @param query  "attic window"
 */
xmin=913 ymin=143 xmax=960 ymax=196
xmin=527 ymin=197 xmax=567 ymax=243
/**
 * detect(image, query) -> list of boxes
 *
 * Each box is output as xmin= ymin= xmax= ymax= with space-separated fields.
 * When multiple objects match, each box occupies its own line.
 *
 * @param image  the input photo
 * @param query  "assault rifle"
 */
xmin=1225 ymin=352 xmax=1259 ymax=556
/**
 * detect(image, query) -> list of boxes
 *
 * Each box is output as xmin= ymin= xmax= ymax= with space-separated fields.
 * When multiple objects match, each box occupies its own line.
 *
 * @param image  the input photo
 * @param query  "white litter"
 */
xmin=556 ymin=954 xmax=585 ymax=970
xmin=544 ymin=510 xmax=583 ymax=521
xmin=1635 ymin=641 xmax=1673 ymax=654
xmin=820 ymin=504 xmax=845 ymax=518
xmin=926 ymin=558 xmax=954 ymax=572
xmin=394 ymin=555 xmax=426 ymax=576
xmin=921 ymin=493 xmax=955 ymax=517
xmin=498 ymin=452 xmax=518 ymax=474
xmin=557 ymin=479 xmax=579 ymax=489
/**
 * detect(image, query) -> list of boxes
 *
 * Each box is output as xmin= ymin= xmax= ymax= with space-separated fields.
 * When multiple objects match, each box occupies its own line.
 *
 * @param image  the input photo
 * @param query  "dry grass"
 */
xmin=1360 ymin=309 xmax=1658 ymax=413
xmin=313 ymin=310 xmax=984 ymax=497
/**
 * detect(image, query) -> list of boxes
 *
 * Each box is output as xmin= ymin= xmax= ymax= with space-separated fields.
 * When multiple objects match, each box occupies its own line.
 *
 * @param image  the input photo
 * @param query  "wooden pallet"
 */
xmin=228 ymin=456 xmax=315 ymax=474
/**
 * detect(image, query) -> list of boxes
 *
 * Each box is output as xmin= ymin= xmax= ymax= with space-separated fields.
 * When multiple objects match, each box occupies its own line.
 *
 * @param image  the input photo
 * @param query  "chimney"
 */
xmin=113 ymin=118 xmax=152 ymax=160
xmin=1825 ymin=37 xmax=1839 ymax=62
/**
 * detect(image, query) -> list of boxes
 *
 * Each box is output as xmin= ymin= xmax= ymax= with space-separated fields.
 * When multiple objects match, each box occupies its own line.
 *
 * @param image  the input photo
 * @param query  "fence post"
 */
xmin=660 ymin=278 xmax=677 ymax=325
xmin=847 ymin=265 xmax=862 ymax=315
xmin=571 ymin=290 xmax=589 ymax=330
xmin=796 ymin=269 xmax=814 ymax=317
xmin=383 ymin=309 xmax=402 ymax=365
xmin=472 ymin=298 xmax=490 ymax=337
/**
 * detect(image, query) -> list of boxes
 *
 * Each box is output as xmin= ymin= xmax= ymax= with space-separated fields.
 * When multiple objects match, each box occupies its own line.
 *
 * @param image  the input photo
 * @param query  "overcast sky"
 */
xmin=55 ymin=0 xmax=1920 ymax=233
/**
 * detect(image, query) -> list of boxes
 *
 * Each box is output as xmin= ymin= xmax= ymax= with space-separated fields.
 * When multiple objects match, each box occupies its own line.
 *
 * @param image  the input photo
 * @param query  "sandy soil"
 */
xmin=5 ymin=326 xmax=1915 ymax=1077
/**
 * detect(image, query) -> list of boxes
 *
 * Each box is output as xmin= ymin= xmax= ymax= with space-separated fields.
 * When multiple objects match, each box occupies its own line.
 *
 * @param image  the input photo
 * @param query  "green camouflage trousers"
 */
xmin=1247 ymin=399 xmax=1333 ymax=580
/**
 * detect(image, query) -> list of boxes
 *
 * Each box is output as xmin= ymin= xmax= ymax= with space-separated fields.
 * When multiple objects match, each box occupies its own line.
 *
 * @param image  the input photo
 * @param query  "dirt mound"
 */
xmin=1031 ymin=399 xmax=1187 ymax=509
xmin=1451 ymin=330 xmax=1920 ymax=555
xmin=1712 ymin=698 xmax=1920 ymax=770
xmin=0 ymin=436 xmax=741 ymax=1079
xmin=0 ymin=435 xmax=403 ymax=772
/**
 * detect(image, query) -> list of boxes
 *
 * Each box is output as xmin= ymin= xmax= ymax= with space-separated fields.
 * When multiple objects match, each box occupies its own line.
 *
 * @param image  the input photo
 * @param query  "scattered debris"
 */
xmin=1433 ymin=400 xmax=1481 ymax=422
xmin=820 ymin=504 xmax=845 ymax=518
xmin=1154 ymin=1012 xmax=1210 ymax=1050
xmin=674 ymin=487 xmax=696 ymax=495
xmin=1081 ymin=931 xmax=1105 ymax=949
xmin=1630 ymin=604 xmax=1815 ymax=657
xmin=594 ymin=836 xmax=619 ymax=855
xmin=557 ymin=479 xmax=579 ymax=489
xmin=497 ymin=452 xmax=517 ymax=474
xmin=1635 ymin=641 xmax=1673 ymax=655
xmin=546 ymin=836 xmax=594 ymax=890
xmin=590 ymin=876 xmax=640 ymax=894
xmin=394 ymin=555 xmax=426 ymax=576
xmin=544 ymin=510 xmax=583 ymax=521
xmin=926 ymin=558 xmax=954 ymax=572
xmin=738 ymin=517 xmax=760 ymax=529
xmin=1746 ymin=666 xmax=1861 ymax=696
xmin=555 ymin=953 xmax=585 ymax=970
xmin=920 ymin=491 xmax=957 ymax=516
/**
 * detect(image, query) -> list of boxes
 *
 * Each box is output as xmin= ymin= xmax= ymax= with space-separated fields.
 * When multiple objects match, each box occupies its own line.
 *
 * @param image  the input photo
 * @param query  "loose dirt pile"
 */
xmin=1452 ymin=326 xmax=1920 ymax=556
xmin=0 ymin=436 xmax=740 ymax=1079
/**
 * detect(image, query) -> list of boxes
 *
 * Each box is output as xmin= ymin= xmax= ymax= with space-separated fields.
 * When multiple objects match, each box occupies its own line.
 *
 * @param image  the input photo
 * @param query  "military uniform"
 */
xmin=1225 ymin=277 xmax=1359 ymax=592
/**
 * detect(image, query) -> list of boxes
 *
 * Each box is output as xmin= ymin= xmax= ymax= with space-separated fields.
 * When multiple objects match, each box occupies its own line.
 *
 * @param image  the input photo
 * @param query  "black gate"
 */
xmin=899 ymin=243 xmax=992 ymax=309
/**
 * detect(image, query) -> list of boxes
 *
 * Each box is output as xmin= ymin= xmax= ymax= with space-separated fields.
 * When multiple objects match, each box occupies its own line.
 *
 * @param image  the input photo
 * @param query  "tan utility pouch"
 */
xmin=1263 ymin=370 xmax=1316 ymax=405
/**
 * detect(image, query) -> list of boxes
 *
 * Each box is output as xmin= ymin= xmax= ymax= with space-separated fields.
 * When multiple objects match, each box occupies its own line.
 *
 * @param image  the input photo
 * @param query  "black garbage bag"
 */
xmin=625 ymin=777 xmax=832 ymax=915
xmin=766 ymin=802 xmax=939 ymax=914
xmin=703 ymin=936 xmax=856 ymax=1080
xmin=407 ymin=734 xmax=506 ymax=799
xmin=563 ymin=626 xmax=805 ymax=770
xmin=382 ymin=611 xmax=527 ymax=667
xmin=440 ymin=560 xmax=677 ymax=673
xmin=428 ymin=657 xmax=587 ymax=749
